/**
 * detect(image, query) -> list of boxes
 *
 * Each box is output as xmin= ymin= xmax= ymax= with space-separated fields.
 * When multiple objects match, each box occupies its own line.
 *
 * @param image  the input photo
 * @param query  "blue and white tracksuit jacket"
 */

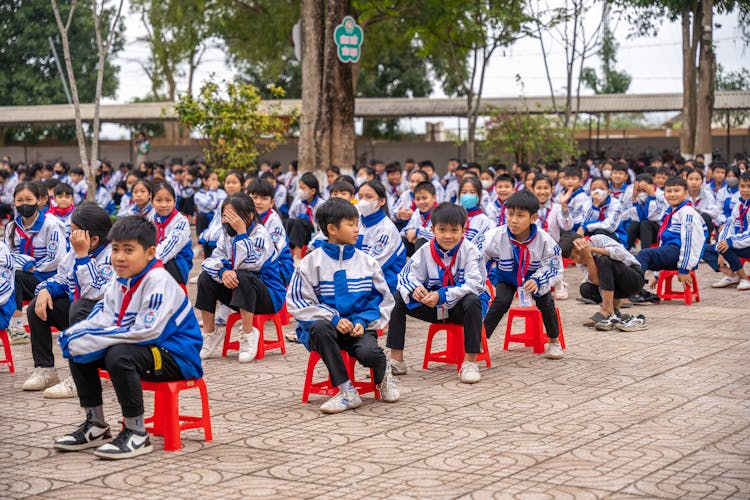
xmin=562 ymin=187 xmax=590 ymax=230
xmin=96 ymin=185 xmax=116 ymax=215
xmin=260 ymin=209 xmax=294 ymax=286
xmin=4 ymin=213 xmax=67 ymax=281
xmin=202 ymin=223 xmax=286 ymax=312
xmin=717 ymin=185 xmax=739 ymax=225
xmin=717 ymin=197 xmax=750 ymax=250
xmin=289 ymin=195 xmax=324 ymax=226
xmin=357 ymin=209 xmax=406 ymax=292
xmin=36 ymin=245 xmax=114 ymax=302
xmin=58 ymin=260 xmax=203 ymax=379
xmin=286 ymin=242 xmax=394 ymax=350
xmin=154 ymin=210 xmax=194 ymax=283
xmin=194 ymin=189 xmax=226 ymax=220
xmin=274 ymin=184 xmax=289 ymax=218
xmin=401 ymin=206 xmax=435 ymax=241
xmin=656 ymin=201 xmax=707 ymax=274
xmin=72 ymin=179 xmax=87 ymax=205
xmin=464 ymin=208 xmax=493 ymax=243
xmin=688 ymin=185 xmax=722 ymax=226
xmin=535 ymin=201 xmax=573 ymax=242
xmin=119 ymin=201 xmax=156 ymax=220
xmin=0 ymin=242 xmax=15 ymax=329
xmin=397 ymin=237 xmax=489 ymax=315
xmin=485 ymin=198 xmax=507 ymax=227
xmin=479 ymin=224 xmax=562 ymax=297
xmin=624 ymin=194 xmax=667 ymax=224
xmin=579 ymin=195 xmax=625 ymax=239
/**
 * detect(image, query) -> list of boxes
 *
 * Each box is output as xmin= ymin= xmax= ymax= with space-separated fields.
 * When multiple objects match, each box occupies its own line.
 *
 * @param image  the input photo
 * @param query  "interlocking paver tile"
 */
xmin=1 ymin=263 xmax=748 ymax=498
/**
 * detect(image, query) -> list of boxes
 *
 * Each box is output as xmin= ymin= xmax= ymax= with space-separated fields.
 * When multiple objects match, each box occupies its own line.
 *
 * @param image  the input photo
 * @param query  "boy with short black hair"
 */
xmin=559 ymin=166 xmax=590 ymax=230
xmin=53 ymin=216 xmax=203 ymax=459
xmin=50 ymin=182 xmax=76 ymax=238
xmin=329 ymin=179 xmax=356 ymax=203
xmin=485 ymin=173 xmax=514 ymax=226
xmin=287 ymin=198 xmax=398 ymax=414
xmin=482 ymin=190 xmax=564 ymax=359
xmin=401 ymin=181 xmax=438 ymax=251
xmin=388 ymin=202 xmax=488 ymax=383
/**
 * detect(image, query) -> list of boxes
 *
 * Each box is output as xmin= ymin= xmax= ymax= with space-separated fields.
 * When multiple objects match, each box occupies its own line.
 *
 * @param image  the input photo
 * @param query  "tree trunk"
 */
xmin=680 ymin=5 xmax=700 ymax=157
xmin=695 ymin=0 xmax=715 ymax=158
xmin=326 ymin=0 xmax=355 ymax=170
xmin=300 ymin=0 xmax=325 ymax=173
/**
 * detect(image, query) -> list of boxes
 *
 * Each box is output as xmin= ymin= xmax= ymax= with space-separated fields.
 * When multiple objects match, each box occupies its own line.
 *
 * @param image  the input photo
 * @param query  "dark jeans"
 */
xmin=308 ymin=320 xmax=386 ymax=386
xmin=195 ymin=212 xmax=211 ymax=237
xmin=14 ymin=271 xmax=39 ymax=310
xmin=195 ymin=270 xmax=277 ymax=315
xmin=386 ymin=292 xmax=482 ymax=354
xmin=70 ymin=344 xmax=183 ymax=417
xmin=28 ymin=297 xmax=97 ymax=368
xmin=579 ymin=256 xmax=644 ymax=302
xmin=483 ymin=282 xmax=559 ymax=339
xmin=164 ymin=259 xmax=185 ymax=285
xmin=636 ymin=244 xmax=680 ymax=272
xmin=627 ymin=220 xmax=659 ymax=250
xmin=704 ymin=244 xmax=750 ymax=273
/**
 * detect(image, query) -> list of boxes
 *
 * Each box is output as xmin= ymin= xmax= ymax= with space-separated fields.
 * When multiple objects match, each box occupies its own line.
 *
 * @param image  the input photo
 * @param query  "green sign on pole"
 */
xmin=333 ymin=15 xmax=363 ymax=63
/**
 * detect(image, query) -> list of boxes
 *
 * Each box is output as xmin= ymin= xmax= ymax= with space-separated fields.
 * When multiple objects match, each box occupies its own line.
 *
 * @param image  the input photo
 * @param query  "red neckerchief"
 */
xmin=420 ymin=203 xmax=438 ymax=227
xmin=658 ymin=201 xmax=691 ymax=244
xmin=261 ymin=209 xmax=273 ymax=225
xmin=410 ymin=193 xmax=416 ymax=211
xmin=49 ymin=205 xmax=75 ymax=218
xmin=539 ymin=203 xmax=552 ymax=231
xmin=117 ymin=260 xmax=163 ymax=326
xmin=430 ymin=238 xmax=462 ymax=286
xmin=303 ymin=197 xmax=317 ymax=222
xmin=737 ymin=199 xmax=749 ymax=232
xmin=598 ymin=204 xmax=608 ymax=221
xmin=495 ymin=200 xmax=506 ymax=226
xmin=154 ymin=209 xmax=178 ymax=243
xmin=15 ymin=224 xmax=34 ymax=256
xmin=464 ymin=207 xmax=483 ymax=233
xmin=390 ymin=183 xmax=400 ymax=197
xmin=510 ymin=230 xmax=536 ymax=286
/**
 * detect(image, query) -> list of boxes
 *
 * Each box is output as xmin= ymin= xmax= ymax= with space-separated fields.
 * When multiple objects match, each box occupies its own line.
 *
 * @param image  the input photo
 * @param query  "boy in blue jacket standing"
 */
xmin=54 ymin=216 xmax=203 ymax=459
xmin=287 ymin=198 xmax=399 ymax=414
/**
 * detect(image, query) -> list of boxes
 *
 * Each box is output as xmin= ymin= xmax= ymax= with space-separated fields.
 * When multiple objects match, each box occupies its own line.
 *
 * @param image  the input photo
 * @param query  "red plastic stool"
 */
xmin=656 ymin=270 xmax=700 ymax=305
xmin=0 ymin=329 xmax=15 ymax=373
xmin=140 ymin=379 xmax=213 ymax=451
xmin=423 ymin=323 xmax=491 ymax=371
xmin=740 ymin=258 xmax=750 ymax=269
xmin=223 ymin=312 xmax=287 ymax=359
xmin=503 ymin=306 xmax=566 ymax=354
xmin=279 ymin=302 xmax=291 ymax=326
xmin=301 ymin=350 xmax=380 ymax=403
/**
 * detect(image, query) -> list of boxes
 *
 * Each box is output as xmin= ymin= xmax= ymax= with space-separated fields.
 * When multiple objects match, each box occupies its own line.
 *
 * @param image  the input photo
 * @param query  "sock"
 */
xmin=124 ymin=415 xmax=146 ymax=433
xmin=85 ymin=406 xmax=106 ymax=426
xmin=11 ymin=316 xmax=23 ymax=329
xmin=338 ymin=380 xmax=355 ymax=393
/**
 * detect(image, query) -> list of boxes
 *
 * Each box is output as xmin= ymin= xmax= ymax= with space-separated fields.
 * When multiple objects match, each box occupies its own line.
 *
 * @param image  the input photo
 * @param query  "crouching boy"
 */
xmin=287 ymin=198 xmax=399 ymax=414
xmin=387 ymin=202 xmax=489 ymax=383
xmin=53 ymin=216 xmax=203 ymax=459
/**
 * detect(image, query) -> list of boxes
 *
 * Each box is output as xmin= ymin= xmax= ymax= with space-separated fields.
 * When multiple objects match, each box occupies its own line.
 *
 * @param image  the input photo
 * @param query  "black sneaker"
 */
xmin=54 ymin=419 xmax=112 ymax=451
xmin=94 ymin=427 xmax=153 ymax=460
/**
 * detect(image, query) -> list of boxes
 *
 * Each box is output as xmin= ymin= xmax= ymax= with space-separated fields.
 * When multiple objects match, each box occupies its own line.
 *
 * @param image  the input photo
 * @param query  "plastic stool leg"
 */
xmin=161 ymin=387 xmax=182 ymax=451
xmin=197 ymin=379 xmax=213 ymax=442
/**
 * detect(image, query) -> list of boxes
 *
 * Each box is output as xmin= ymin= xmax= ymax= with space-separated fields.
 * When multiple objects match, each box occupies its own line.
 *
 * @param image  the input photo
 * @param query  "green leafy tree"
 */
xmin=0 ymin=0 xmax=123 ymax=142
xmin=715 ymin=64 xmax=750 ymax=128
xmin=174 ymin=81 xmax=299 ymax=176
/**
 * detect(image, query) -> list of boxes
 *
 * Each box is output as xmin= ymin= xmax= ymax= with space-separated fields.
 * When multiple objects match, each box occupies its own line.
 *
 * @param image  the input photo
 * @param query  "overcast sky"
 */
xmin=101 ymin=2 xmax=747 ymax=138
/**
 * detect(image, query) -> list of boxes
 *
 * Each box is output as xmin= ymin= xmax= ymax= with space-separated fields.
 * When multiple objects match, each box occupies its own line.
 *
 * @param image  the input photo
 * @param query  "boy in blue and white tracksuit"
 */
xmin=357 ymin=207 xmax=406 ymax=293
xmin=153 ymin=209 xmax=193 ymax=285
xmin=54 ymin=216 xmax=202 ymax=459
xmin=259 ymin=208 xmax=295 ymax=286
xmin=388 ymin=203 xmax=489 ymax=383
xmin=0 ymin=242 xmax=15 ymax=332
xmin=286 ymin=198 xmax=398 ymax=414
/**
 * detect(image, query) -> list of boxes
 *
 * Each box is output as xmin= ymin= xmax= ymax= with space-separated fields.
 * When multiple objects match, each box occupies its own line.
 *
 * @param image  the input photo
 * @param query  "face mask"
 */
xmin=298 ymin=190 xmax=311 ymax=201
xmin=357 ymin=199 xmax=379 ymax=217
xmin=481 ymin=180 xmax=493 ymax=190
xmin=223 ymin=223 xmax=238 ymax=237
xmin=591 ymin=188 xmax=607 ymax=200
xmin=459 ymin=193 xmax=479 ymax=209
xmin=726 ymin=177 xmax=739 ymax=187
xmin=355 ymin=176 xmax=367 ymax=187
xmin=637 ymin=192 xmax=649 ymax=204
xmin=17 ymin=204 xmax=38 ymax=218
xmin=602 ymin=170 xmax=612 ymax=179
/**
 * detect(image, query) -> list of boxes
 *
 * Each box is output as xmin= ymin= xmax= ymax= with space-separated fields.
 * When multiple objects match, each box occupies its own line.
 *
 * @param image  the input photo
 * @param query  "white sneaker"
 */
xmin=388 ymin=359 xmax=407 ymax=376
xmin=545 ymin=341 xmax=564 ymax=359
xmin=8 ymin=326 xmax=30 ymax=344
xmin=712 ymin=276 xmax=739 ymax=288
xmin=553 ymin=282 xmax=569 ymax=301
xmin=738 ymin=279 xmax=750 ymax=291
xmin=22 ymin=367 xmax=59 ymax=391
xmin=320 ymin=388 xmax=362 ymax=414
xmin=238 ymin=328 xmax=260 ymax=363
xmin=44 ymin=375 xmax=78 ymax=399
xmin=458 ymin=361 xmax=481 ymax=384
xmin=199 ymin=330 xmax=224 ymax=360
xmin=377 ymin=366 xmax=400 ymax=403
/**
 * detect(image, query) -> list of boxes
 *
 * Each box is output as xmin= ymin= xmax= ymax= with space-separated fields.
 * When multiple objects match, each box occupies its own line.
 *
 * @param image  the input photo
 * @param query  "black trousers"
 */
xmin=285 ymin=218 xmax=314 ymax=248
xmin=386 ymin=292 xmax=482 ymax=354
xmin=70 ymin=344 xmax=183 ymax=417
xmin=195 ymin=270 xmax=277 ymax=315
xmin=483 ymin=282 xmax=559 ymax=339
xmin=308 ymin=320 xmax=386 ymax=386
xmin=195 ymin=212 xmax=211 ymax=237
xmin=164 ymin=259 xmax=185 ymax=285
xmin=0 ymin=202 xmax=13 ymax=221
xmin=579 ymin=256 xmax=644 ymax=303
xmin=28 ymin=297 xmax=97 ymax=368
xmin=14 ymin=271 xmax=39 ymax=310
xmin=700 ymin=212 xmax=715 ymax=239
xmin=627 ymin=220 xmax=659 ymax=250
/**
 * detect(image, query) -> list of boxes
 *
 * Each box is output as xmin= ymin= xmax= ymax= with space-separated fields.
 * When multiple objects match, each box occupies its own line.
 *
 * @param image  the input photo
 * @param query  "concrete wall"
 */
xmin=3 ymin=134 xmax=748 ymax=174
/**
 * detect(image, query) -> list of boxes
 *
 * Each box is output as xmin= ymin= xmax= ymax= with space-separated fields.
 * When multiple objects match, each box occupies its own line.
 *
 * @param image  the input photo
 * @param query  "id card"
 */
xmin=436 ymin=305 xmax=448 ymax=321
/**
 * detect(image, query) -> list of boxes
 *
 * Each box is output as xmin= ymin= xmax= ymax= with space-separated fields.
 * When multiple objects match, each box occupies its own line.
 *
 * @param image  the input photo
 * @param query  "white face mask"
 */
xmin=297 ymin=189 xmax=311 ymax=201
xmin=481 ymin=179 xmax=493 ymax=190
xmin=592 ymin=188 xmax=607 ymax=199
xmin=637 ymin=192 xmax=648 ymax=204
xmin=602 ymin=170 xmax=612 ymax=179
xmin=355 ymin=176 xmax=367 ymax=187
xmin=357 ymin=199 xmax=379 ymax=217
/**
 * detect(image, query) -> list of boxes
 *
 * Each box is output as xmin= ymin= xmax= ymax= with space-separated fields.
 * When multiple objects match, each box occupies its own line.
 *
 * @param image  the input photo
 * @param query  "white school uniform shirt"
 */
xmin=484 ymin=198 xmax=507 ymax=227
xmin=536 ymin=201 xmax=573 ymax=242
xmin=401 ymin=205 xmax=436 ymax=241
xmin=687 ymin=185 xmax=721 ymax=226
xmin=397 ymin=238 xmax=486 ymax=311
xmin=194 ymin=189 xmax=226 ymax=215
xmin=274 ymin=183 xmax=289 ymax=213
xmin=393 ymin=190 xmax=416 ymax=214
xmin=717 ymin=197 xmax=750 ymax=250
xmin=579 ymin=195 xmax=625 ymax=235
xmin=36 ymin=245 xmax=114 ymax=301
xmin=581 ymin=234 xmax=641 ymax=285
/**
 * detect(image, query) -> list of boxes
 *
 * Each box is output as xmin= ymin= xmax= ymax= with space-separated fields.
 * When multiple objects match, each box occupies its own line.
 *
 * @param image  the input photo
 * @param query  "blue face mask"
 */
xmin=459 ymin=193 xmax=479 ymax=209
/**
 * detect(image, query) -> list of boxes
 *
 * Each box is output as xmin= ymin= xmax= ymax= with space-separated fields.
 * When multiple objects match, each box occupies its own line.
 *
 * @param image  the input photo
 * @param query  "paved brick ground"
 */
xmin=1 ymin=263 xmax=748 ymax=498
